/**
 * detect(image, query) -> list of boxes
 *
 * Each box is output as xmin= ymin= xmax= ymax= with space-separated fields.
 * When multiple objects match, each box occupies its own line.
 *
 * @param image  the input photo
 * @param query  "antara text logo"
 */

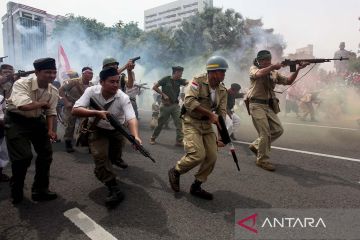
xmin=237 ymin=213 xmax=326 ymax=234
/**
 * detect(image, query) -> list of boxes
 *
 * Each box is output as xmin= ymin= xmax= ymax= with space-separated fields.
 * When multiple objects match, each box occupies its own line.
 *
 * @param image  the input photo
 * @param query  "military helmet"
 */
xmin=256 ymin=50 xmax=272 ymax=60
xmin=206 ymin=56 xmax=229 ymax=71
xmin=102 ymin=57 xmax=119 ymax=67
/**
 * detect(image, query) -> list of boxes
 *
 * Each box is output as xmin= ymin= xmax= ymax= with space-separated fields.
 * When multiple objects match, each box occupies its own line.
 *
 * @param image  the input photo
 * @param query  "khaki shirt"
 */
xmin=247 ymin=66 xmax=289 ymax=100
xmin=60 ymin=77 xmax=89 ymax=104
xmin=184 ymin=73 xmax=227 ymax=121
xmin=7 ymin=77 xmax=58 ymax=117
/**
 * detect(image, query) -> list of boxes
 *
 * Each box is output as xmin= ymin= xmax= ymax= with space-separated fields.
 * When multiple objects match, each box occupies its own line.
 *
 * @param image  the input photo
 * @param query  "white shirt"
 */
xmin=73 ymin=85 xmax=136 ymax=130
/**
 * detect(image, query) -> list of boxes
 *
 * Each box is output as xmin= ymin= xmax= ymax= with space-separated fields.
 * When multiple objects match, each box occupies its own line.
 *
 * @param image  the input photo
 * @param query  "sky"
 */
xmin=1 ymin=0 xmax=359 ymax=70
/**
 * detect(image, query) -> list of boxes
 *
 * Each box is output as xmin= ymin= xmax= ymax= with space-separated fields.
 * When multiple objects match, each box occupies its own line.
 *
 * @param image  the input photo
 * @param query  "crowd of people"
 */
xmin=0 ymin=41 xmax=358 ymax=207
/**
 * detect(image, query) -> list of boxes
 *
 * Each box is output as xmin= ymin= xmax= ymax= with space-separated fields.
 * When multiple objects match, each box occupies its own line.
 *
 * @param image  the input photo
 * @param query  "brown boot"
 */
xmin=256 ymin=160 xmax=275 ymax=171
xmin=248 ymin=145 xmax=258 ymax=156
xmin=150 ymin=137 xmax=156 ymax=145
xmin=168 ymin=167 xmax=180 ymax=192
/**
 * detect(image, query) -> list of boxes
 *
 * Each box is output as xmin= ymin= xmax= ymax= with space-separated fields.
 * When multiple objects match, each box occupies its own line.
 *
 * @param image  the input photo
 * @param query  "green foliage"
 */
xmin=53 ymin=14 xmax=111 ymax=41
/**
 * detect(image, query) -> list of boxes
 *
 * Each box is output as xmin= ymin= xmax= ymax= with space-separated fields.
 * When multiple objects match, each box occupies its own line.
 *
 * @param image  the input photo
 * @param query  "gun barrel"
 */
xmin=130 ymin=56 xmax=140 ymax=62
xmin=16 ymin=70 xmax=35 ymax=77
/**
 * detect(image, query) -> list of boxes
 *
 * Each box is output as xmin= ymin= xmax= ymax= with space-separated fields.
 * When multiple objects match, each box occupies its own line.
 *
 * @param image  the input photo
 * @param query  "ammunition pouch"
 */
xmin=269 ymin=98 xmax=280 ymax=114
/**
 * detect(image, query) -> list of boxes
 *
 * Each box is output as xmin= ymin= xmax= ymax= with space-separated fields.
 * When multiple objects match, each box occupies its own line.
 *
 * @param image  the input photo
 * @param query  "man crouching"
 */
xmin=72 ymin=67 xmax=142 ymax=206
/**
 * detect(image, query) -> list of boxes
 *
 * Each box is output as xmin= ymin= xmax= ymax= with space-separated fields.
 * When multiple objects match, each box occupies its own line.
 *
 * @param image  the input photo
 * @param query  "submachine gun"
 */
xmin=281 ymin=57 xmax=349 ymax=72
xmin=89 ymin=97 xmax=156 ymax=163
xmin=218 ymin=115 xmax=240 ymax=172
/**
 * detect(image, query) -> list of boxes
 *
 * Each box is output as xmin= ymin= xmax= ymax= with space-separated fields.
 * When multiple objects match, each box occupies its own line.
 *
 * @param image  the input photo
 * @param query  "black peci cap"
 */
xmin=33 ymin=58 xmax=56 ymax=71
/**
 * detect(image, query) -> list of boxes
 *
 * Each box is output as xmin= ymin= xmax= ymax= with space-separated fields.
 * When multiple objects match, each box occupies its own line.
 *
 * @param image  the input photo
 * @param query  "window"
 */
xmin=183 ymin=2 xmax=198 ymax=8
xmin=159 ymin=7 xmax=181 ymax=15
xmin=145 ymin=18 xmax=162 ymax=24
xmin=164 ymin=14 xmax=176 ymax=19
xmin=145 ymin=13 xmax=157 ymax=19
xmin=178 ymin=9 xmax=198 ymax=16
xmin=21 ymin=12 xmax=33 ymax=19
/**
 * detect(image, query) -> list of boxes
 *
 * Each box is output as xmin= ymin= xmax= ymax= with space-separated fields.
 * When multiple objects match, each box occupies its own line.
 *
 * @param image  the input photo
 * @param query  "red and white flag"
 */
xmin=57 ymin=44 xmax=71 ymax=84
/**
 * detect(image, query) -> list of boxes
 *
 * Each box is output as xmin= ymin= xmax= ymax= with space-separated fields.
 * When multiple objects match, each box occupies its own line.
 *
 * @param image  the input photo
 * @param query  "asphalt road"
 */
xmin=0 ymin=109 xmax=359 ymax=240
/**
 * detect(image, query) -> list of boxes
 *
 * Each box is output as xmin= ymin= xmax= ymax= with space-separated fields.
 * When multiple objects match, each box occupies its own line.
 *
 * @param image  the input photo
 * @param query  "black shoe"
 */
xmin=65 ymin=140 xmax=75 ymax=153
xmin=0 ymin=168 xmax=10 ymax=182
xmin=105 ymin=186 xmax=125 ymax=207
xmin=10 ymin=177 xmax=24 ymax=204
xmin=112 ymin=159 xmax=128 ymax=169
xmin=31 ymin=189 xmax=58 ymax=201
xmin=168 ymin=167 xmax=180 ymax=192
xmin=190 ymin=184 xmax=213 ymax=200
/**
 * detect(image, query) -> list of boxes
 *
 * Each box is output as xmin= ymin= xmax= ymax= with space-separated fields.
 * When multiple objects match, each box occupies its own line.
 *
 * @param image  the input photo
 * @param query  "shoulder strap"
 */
xmin=90 ymin=99 xmax=116 ymax=129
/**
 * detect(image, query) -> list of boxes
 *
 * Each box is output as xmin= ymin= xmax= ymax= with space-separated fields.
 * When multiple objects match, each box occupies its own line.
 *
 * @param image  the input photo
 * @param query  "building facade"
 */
xmin=1 ymin=2 xmax=62 ymax=69
xmin=144 ymin=0 xmax=213 ymax=31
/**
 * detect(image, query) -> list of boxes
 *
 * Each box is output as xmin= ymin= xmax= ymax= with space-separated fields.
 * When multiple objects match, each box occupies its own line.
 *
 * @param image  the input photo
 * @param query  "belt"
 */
xmin=6 ymin=111 xmax=44 ymax=125
xmin=249 ymin=98 xmax=270 ymax=104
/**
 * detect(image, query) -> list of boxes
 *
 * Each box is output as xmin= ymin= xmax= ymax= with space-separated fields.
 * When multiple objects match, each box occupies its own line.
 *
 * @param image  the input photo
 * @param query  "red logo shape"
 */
xmin=237 ymin=213 xmax=258 ymax=234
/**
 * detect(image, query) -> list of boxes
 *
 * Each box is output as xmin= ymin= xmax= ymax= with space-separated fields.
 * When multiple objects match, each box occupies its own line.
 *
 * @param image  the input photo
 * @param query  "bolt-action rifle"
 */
xmin=89 ymin=97 xmax=155 ymax=163
xmin=281 ymin=57 xmax=349 ymax=72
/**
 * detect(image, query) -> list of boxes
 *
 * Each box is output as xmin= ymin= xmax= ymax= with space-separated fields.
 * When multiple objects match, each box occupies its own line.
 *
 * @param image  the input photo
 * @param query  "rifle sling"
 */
xmin=89 ymin=99 xmax=115 ymax=130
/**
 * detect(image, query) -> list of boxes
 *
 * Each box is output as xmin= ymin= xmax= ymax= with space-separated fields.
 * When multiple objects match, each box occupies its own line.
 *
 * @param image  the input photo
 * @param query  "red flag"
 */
xmin=57 ymin=44 xmax=71 ymax=84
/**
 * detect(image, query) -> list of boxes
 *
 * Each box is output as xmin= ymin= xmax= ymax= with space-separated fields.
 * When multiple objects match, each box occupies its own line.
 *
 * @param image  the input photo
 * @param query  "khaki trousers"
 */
xmin=175 ymin=120 xmax=217 ymax=182
xmin=250 ymin=103 xmax=284 ymax=162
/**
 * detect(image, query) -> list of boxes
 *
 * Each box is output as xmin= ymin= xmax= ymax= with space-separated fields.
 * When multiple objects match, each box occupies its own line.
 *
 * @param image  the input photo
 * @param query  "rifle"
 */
xmin=218 ymin=115 xmax=240 ymax=171
xmin=281 ymin=57 xmax=349 ymax=72
xmin=135 ymin=83 xmax=150 ymax=90
xmin=0 ymin=56 xmax=8 ymax=63
xmin=89 ymin=97 xmax=156 ymax=163
xmin=16 ymin=70 xmax=35 ymax=77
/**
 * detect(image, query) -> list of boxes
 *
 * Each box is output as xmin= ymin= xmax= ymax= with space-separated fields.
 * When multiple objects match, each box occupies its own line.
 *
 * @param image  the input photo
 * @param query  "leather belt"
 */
xmin=249 ymin=98 xmax=270 ymax=104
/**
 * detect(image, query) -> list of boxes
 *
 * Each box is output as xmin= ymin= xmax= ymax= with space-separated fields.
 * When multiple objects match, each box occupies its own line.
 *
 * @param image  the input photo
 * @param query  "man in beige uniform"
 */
xmin=5 ymin=58 xmax=58 ymax=204
xmin=168 ymin=56 xmax=228 ymax=200
xmin=247 ymin=50 xmax=309 ymax=171
xmin=59 ymin=67 xmax=93 ymax=152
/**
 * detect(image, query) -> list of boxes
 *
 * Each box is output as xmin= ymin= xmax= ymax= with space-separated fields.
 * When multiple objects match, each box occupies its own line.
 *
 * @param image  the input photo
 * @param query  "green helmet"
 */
xmin=206 ymin=56 xmax=229 ymax=71
xmin=102 ymin=57 xmax=119 ymax=67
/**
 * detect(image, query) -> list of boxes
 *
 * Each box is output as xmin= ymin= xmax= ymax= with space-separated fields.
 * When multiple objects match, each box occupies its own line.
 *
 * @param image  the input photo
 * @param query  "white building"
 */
xmin=1 ymin=1 xmax=62 ymax=69
xmin=144 ymin=0 xmax=213 ymax=31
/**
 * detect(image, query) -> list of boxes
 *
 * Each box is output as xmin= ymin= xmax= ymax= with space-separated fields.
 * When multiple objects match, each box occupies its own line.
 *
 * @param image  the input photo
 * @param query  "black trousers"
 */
xmin=5 ymin=112 xmax=53 ymax=191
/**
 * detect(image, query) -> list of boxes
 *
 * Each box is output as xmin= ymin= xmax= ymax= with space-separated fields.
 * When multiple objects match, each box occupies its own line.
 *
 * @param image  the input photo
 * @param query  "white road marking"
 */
xmin=64 ymin=208 xmax=117 ymax=240
xmin=283 ymin=122 xmax=359 ymax=131
xmin=234 ymin=140 xmax=360 ymax=163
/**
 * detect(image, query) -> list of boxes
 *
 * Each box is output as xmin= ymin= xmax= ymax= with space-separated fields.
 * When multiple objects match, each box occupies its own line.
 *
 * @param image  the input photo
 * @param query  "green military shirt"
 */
xmin=248 ymin=65 xmax=289 ymax=100
xmin=158 ymin=76 xmax=187 ymax=104
xmin=184 ymin=73 xmax=227 ymax=121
